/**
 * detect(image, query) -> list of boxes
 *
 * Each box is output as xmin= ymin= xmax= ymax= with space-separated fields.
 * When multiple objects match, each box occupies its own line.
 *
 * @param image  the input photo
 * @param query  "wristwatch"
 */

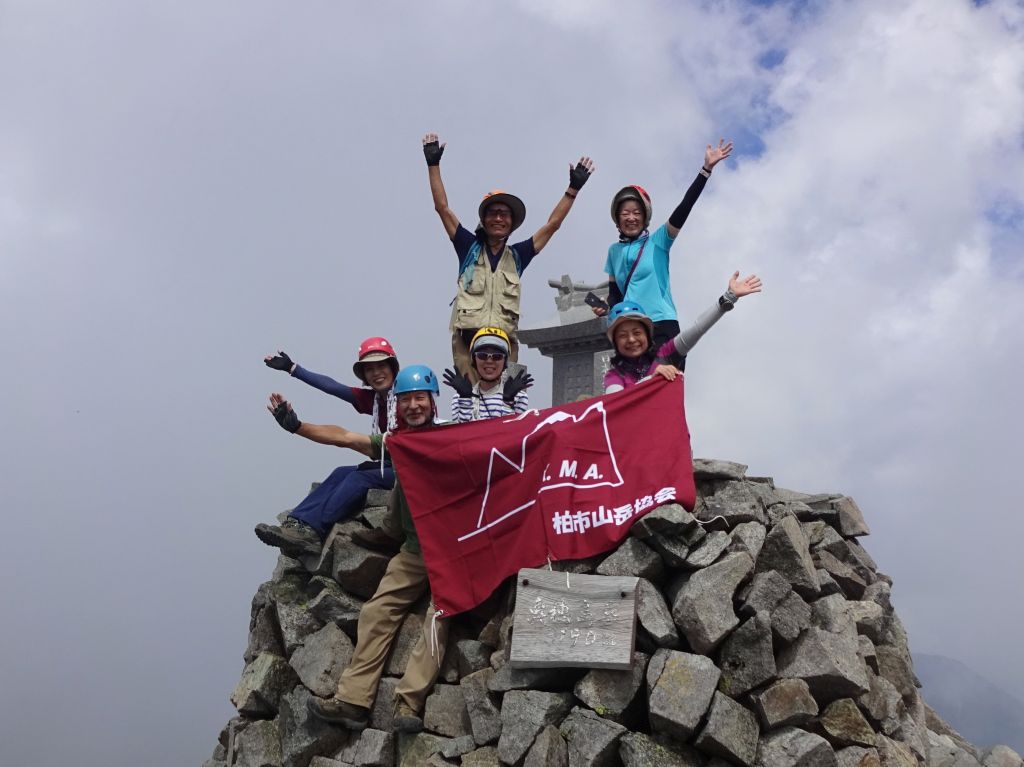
xmin=718 ymin=294 xmax=735 ymax=312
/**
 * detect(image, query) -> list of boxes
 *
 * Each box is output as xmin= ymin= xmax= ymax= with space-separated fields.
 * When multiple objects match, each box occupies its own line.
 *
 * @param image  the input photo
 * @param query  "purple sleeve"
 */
xmin=603 ymin=368 xmax=627 ymax=393
xmin=292 ymin=365 xmax=374 ymax=414
xmin=452 ymin=224 xmax=477 ymax=266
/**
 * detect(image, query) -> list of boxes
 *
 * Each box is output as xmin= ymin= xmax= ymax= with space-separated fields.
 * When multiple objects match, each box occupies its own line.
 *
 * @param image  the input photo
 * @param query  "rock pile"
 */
xmin=205 ymin=459 xmax=1022 ymax=767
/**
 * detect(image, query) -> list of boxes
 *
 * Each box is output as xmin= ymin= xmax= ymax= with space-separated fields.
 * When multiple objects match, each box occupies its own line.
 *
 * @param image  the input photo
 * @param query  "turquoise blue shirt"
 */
xmin=603 ymin=223 xmax=678 ymax=323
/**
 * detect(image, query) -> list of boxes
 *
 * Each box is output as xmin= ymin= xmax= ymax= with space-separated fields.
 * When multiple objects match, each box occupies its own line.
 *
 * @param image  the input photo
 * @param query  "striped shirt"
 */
xmin=451 ymin=381 xmax=529 ymax=423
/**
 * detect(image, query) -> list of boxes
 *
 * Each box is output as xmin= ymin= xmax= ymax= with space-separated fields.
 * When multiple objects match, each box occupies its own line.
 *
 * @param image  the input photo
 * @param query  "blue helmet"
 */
xmin=606 ymin=301 xmax=654 ymax=343
xmin=393 ymin=364 xmax=440 ymax=396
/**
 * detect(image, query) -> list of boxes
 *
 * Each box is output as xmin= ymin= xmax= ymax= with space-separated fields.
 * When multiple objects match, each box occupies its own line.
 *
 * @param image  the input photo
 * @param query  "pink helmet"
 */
xmin=352 ymin=336 xmax=399 ymax=383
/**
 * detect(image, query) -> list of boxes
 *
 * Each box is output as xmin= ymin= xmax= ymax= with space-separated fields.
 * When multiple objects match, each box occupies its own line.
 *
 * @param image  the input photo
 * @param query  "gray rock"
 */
xmin=862 ymin=580 xmax=892 ymax=612
xmin=756 ymin=514 xmax=820 ymax=597
xmin=926 ymin=730 xmax=981 ymax=767
xmin=274 ymin=554 xmax=306 ymax=581
xmin=875 ymin=644 xmax=918 ymax=700
xmin=232 ymin=653 xmax=299 ymax=716
xmin=487 ymin=663 xmax=581 ymax=693
xmin=307 ymin=578 xmax=363 ymax=635
xmin=821 ymin=698 xmax=876 ymax=747
xmin=817 ymin=568 xmax=844 ymax=596
xmin=278 ymin=686 xmax=348 ymax=767
xmin=288 ymin=622 xmax=353 ymax=698
xmin=684 ymin=530 xmax=731 ymax=569
xmin=359 ymin=504 xmax=391 ymax=531
xmin=740 ymin=570 xmax=793 ymax=618
xmin=755 ymin=726 xmax=837 ymax=767
xmin=751 ymin=678 xmax=818 ymax=728
xmin=717 ymin=612 xmax=776 ymax=697
xmin=524 ymin=725 xmax=568 ymax=767
xmin=694 ymin=691 xmax=759 ymax=766
xmin=647 ymin=649 xmax=721 ymax=740
xmin=275 ymin=601 xmax=324 ymax=656
xmin=439 ymin=734 xmax=477 ymax=759
xmin=982 ymin=746 xmax=1024 ymax=767
xmin=332 ymin=542 xmax=391 ymax=599
xmin=835 ymin=746 xmax=882 ymax=767
xmin=245 ymin=604 xmax=285 ymax=663
xmin=424 ymin=684 xmax=472 ymax=738
xmin=770 ymin=590 xmax=812 ymax=644
xmin=776 ymin=626 xmax=870 ymax=700
xmin=460 ymin=668 xmax=502 ymax=746
xmin=497 ymin=690 xmax=573 ymax=766
xmin=834 ymin=496 xmax=871 ymax=537
xmin=873 ymin=734 xmax=918 ymax=767
xmin=396 ymin=732 xmax=451 ymax=767
xmin=823 ymin=539 xmax=878 ymax=584
xmin=671 ymin=552 xmax=753 ymax=653
xmin=461 ymin=746 xmax=501 ymax=766
xmin=811 ymin=593 xmax=857 ymax=634
xmin=385 ymin=612 xmax=427 ymax=675
xmin=307 ymin=758 xmax=350 ymax=767
xmin=619 ymin=733 xmax=703 ymax=767
xmin=573 ymin=652 xmax=649 ymax=722
xmin=234 ymin=718 xmax=282 ymax=767
xmin=335 ymin=728 xmax=393 ymax=767
xmin=858 ymin=635 xmax=879 ymax=674
xmin=816 ymin=550 xmax=867 ymax=599
xmin=595 ymin=537 xmax=664 ymax=580
xmin=453 ymin=640 xmax=492 ymax=678
xmin=559 ymin=706 xmax=628 ymax=767
xmin=636 ymin=578 xmax=680 ymax=648
xmin=845 ymin=601 xmax=884 ymax=644
xmin=646 ymin=532 xmax=694 ymax=568
xmin=693 ymin=458 xmax=748 ymax=480
xmin=364 ymin=488 xmax=392 ymax=507
xmin=368 ymin=677 xmax=399 ymax=732
xmin=630 ymin=503 xmax=701 ymax=539
xmin=858 ymin=671 xmax=903 ymax=735
xmin=804 ymin=520 xmax=844 ymax=552
xmin=701 ymin=481 xmax=767 ymax=526
xmin=896 ymin=709 xmax=927 ymax=763
xmin=729 ymin=521 xmax=767 ymax=560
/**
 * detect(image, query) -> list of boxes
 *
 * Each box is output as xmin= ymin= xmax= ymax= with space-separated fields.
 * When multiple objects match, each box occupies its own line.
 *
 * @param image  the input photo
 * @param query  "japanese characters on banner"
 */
xmin=386 ymin=376 xmax=695 ymax=617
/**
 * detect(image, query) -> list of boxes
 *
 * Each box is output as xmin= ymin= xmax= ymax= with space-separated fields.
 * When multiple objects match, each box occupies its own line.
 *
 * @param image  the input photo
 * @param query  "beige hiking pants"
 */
xmin=336 ymin=549 xmax=449 ymax=713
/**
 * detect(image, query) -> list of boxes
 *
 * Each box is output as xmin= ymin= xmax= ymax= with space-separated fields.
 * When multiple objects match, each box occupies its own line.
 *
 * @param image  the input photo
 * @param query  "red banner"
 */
xmin=386 ymin=376 xmax=695 ymax=616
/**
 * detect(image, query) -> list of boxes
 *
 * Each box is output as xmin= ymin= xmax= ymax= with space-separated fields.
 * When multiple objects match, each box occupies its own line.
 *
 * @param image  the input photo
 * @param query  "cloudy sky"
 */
xmin=2 ymin=0 xmax=1022 ymax=764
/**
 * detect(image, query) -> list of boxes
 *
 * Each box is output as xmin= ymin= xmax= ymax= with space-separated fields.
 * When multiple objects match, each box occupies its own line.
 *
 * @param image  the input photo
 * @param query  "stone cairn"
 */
xmin=206 ymin=459 xmax=1022 ymax=767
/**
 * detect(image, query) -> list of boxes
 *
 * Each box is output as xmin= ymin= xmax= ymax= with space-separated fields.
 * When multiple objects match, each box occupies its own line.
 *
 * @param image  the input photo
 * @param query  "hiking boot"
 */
xmin=254 ymin=517 xmax=322 ymax=556
xmin=351 ymin=526 xmax=402 ymax=553
xmin=306 ymin=697 xmax=369 ymax=730
xmin=393 ymin=701 xmax=423 ymax=734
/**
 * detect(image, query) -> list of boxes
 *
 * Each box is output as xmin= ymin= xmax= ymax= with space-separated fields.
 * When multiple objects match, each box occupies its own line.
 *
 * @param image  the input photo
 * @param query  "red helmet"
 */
xmin=611 ymin=185 xmax=652 ymax=229
xmin=352 ymin=336 xmax=399 ymax=384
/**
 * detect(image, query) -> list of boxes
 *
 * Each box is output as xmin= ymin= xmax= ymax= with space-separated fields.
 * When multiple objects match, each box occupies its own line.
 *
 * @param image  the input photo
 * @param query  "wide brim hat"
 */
xmin=478 ymin=190 xmax=526 ymax=233
xmin=352 ymin=336 xmax=399 ymax=383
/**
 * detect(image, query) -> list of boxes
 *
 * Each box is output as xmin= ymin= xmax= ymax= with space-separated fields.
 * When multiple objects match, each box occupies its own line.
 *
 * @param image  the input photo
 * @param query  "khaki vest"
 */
xmin=449 ymin=245 xmax=521 ymax=333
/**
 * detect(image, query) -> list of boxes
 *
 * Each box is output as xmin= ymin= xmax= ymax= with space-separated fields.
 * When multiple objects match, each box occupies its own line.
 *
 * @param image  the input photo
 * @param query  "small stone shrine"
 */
xmin=518 ymin=275 xmax=613 ymax=404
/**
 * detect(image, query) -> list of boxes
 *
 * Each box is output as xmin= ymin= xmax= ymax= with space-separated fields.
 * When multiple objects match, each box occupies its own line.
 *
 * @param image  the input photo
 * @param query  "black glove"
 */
xmin=568 ymin=162 xmax=592 ymax=191
xmin=503 ymin=370 xmax=534 ymax=405
xmin=272 ymin=402 xmax=302 ymax=434
xmin=423 ymin=140 xmax=445 ymax=167
xmin=443 ymin=368 xmax=474 ymax=399
xmin=265 ymin=351 xmax=294 ymax=372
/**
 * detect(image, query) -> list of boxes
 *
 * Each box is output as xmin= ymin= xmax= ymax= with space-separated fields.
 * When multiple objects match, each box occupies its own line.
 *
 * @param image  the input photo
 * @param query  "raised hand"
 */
xmin=568 ymin=157 xmax=595 ymax=191
xmin=264 ymin=350 xmax=294 ymax=372
xmin=502 ymin=369 xmax=534 ymax=404
xmin=423 ymin=133 xmax=445 ymax=166
xmin=704 ymin=139 xmax=734 ymax=170
xmin=267 ymin=393 xmax=301 ymax=433
xmin=443 ymin=368 xmax=474 ymax=399
xmin=728 ymin=271 xmax=762 ymax=298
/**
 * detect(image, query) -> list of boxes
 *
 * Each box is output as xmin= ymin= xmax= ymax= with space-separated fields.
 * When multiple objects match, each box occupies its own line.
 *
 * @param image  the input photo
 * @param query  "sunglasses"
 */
xmin=474 ymin=351 xmax=506 ymax=362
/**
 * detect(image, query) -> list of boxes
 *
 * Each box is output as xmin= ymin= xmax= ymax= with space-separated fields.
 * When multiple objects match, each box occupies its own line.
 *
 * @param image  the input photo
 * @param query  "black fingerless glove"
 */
xmin=265 ymin=351 xmax=294 ymax=372
xmin=423 ymin=141 xmax=444 ymax=167
xmin=443 ymin=368 xmax=474 ymax=398
xmin=502 ymin=370 xmax=534 ymax=405
xmin=272 ymin=402 xmax=302 ymax=433
xmin=568 ymin=162 xmax=592 ymax=191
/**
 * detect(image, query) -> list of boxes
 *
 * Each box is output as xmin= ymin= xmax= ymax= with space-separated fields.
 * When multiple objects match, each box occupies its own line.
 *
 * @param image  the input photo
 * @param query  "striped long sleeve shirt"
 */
xmin=451 ymin=381 xmax=530 ymax=423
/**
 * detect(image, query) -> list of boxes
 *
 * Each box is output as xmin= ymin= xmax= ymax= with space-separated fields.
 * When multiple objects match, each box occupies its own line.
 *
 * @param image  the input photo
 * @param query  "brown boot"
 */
xmin=306 ymin=696 xmax=369 ymax=730
xmin=393 ymin=701 xmax=423 ymax=734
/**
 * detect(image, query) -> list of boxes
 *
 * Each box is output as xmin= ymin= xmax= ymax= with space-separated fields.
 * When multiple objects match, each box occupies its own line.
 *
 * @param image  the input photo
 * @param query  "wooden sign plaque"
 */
xmin=509 ymin=568 xmax=639 ymax=670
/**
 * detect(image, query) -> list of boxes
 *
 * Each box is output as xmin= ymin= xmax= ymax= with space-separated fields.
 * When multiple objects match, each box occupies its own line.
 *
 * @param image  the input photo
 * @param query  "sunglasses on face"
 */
xmin=474 ymin=351 xmax=506 ymax=362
